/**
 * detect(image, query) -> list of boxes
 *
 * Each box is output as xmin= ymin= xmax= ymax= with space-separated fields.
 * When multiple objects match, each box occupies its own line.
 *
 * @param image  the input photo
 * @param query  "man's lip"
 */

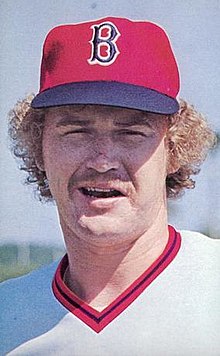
xmin=77 ymin=188 xmax=126 ymax=209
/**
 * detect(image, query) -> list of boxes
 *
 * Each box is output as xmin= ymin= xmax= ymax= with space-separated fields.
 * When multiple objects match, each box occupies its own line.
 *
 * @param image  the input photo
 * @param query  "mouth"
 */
xmin=79 ymin=187 xmax=124 ymax=199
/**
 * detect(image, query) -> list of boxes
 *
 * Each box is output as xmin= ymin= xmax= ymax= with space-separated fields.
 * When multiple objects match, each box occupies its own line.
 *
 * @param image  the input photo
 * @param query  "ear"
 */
xmin=164 ymin=137 xmax=180 ymax=175
xmin=167 ymin=159 xmax=180 ymax=175
xmin=36 ymin=157 xmax=45 ymax=172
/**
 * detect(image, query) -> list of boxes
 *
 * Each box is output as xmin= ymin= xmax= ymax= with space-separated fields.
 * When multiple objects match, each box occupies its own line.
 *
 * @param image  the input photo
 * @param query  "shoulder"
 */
xmin=174 ymin=229 xmax=220 ymax=284
xmin=180 ymin=229 xmax=220 ymax=243
xmin=0 ymin=260 xmax=67 ymax=355
xmin=179 ymin=229 xmax=220 ymax=260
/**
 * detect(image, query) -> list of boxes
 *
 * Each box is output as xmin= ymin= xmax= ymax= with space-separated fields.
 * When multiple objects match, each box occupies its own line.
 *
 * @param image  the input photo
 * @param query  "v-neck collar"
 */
xmin=52 ymin=225 xmax=181 ymax=333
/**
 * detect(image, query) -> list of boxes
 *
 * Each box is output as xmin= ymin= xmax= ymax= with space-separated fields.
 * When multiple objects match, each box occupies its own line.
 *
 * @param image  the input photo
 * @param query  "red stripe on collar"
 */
xmin=52 ymin=225 xmax=181 ymax=333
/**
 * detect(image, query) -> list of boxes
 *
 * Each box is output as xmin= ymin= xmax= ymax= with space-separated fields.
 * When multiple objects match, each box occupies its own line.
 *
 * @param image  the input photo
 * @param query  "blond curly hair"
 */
xmin=8 ymin=94 xmax=217 ymax=201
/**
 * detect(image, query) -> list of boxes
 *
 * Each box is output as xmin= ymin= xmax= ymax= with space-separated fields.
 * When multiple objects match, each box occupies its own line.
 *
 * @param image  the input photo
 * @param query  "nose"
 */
xmin=86 ymin=137 xmax=120 ymax=173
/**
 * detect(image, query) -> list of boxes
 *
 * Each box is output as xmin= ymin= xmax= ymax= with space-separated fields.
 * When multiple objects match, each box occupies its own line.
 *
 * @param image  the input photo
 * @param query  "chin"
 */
xmin=77 ymin=214 xmax=131 ymax=243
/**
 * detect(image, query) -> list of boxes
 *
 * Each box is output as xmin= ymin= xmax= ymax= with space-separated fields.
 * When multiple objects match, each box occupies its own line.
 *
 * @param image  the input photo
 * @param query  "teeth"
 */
xmin=80 ymin=186 xmax=123 ymax=198
xmin=86 ymin=187 xmax=115 ymax=192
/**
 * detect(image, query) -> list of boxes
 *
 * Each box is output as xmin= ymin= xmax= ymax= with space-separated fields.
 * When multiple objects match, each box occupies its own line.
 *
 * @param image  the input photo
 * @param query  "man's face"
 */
xmin=42 ymin=105 xmax=168 ymax=247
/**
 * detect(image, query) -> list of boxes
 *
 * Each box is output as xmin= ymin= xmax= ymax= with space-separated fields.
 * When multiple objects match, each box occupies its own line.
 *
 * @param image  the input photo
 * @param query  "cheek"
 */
xmin=42 ymin=137 xmax=86 ymax=196
xmin=126 ymin=135 xmax=166 ymax=169
xmin=133 ymin=140 xmax=167 ymax=193
xmin=43 ymin=135 xmax=86 ymax=169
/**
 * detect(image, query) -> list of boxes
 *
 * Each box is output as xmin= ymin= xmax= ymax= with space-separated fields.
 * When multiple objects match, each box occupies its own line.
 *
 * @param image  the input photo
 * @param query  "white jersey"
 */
xmin=1 ymin=226 xmax=220 ymax=355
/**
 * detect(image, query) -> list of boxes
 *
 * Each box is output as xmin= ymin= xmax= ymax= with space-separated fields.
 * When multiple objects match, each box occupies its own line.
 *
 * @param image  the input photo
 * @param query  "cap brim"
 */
xmin=31 ymin=81 xmax=179 ymax=114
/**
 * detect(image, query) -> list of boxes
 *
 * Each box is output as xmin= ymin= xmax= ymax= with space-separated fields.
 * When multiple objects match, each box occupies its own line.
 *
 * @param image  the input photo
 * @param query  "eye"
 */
xmin=61 ymin=128 xmax=90 ymax=136
xmin=118 ymin=129 xmax=150 ymax=137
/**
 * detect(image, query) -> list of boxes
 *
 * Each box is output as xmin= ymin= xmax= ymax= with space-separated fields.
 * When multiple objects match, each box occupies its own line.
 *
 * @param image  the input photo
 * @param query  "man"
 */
xmin=1 ymin=17 xmax=219 ymax=355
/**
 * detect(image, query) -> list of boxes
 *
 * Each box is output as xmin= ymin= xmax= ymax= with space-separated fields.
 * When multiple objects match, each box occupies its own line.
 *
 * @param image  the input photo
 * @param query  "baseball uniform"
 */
xmin=1 ymin=226 xmax=219 ymax=355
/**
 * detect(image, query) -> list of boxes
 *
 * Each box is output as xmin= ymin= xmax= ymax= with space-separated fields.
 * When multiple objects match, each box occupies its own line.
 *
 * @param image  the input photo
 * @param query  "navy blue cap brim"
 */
xmin=31 ymin=81 xmax=179 ymax=114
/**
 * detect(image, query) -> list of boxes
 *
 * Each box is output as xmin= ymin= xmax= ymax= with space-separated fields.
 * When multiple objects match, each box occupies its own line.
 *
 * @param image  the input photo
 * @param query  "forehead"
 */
xmin=45 ymin=104 xmax=167 ymax=127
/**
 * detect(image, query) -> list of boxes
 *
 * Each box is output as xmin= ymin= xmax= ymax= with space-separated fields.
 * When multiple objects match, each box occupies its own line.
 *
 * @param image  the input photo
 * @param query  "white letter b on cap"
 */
xmin=88 ymin=22 xmax=120 ymax=66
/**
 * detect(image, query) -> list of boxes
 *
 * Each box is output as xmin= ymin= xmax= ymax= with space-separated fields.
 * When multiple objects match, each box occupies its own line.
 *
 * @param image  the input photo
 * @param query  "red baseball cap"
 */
xmin=31 ymin=17 xmax=180 ymax=114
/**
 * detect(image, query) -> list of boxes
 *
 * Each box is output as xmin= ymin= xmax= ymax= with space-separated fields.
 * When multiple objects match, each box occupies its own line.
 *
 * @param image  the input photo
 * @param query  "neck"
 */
xmin=61 ymin=208 xmax=168 ymax=311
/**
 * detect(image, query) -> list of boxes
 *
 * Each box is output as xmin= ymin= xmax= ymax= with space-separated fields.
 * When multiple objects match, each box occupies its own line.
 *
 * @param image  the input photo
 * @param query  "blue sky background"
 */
xmin=1 ymin=0 xmax=220 ymax=246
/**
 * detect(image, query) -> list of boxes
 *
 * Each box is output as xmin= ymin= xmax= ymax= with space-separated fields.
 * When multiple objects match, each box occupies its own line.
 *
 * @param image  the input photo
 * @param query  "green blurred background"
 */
xmin=0 ymin=244 xmax=64 ymax=283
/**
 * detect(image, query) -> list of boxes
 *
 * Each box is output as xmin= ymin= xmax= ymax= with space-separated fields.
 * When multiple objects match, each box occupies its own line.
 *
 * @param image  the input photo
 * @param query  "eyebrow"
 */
xmin=114 ymin=115 xmax=153 ymax=127
xmin=56 ymin=117 xmax=91 ymax=127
